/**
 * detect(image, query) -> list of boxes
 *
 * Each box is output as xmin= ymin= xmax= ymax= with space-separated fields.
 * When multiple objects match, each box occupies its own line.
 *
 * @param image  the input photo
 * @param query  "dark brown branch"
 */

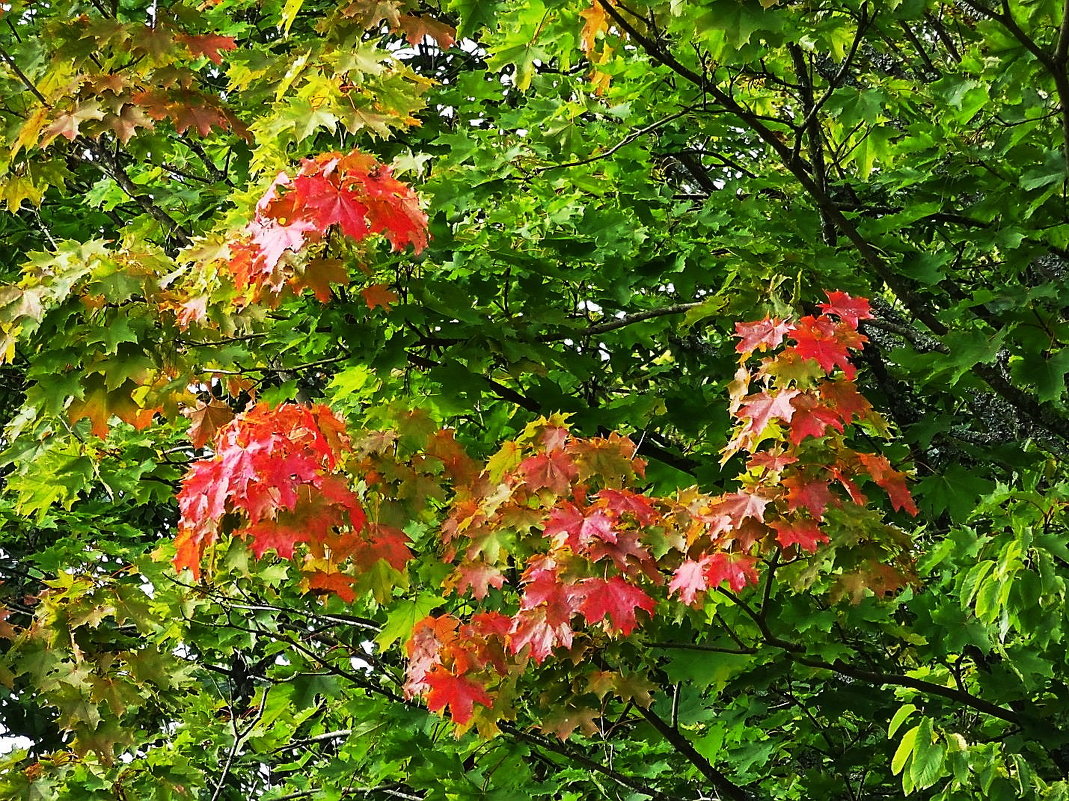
xmin=536 ymin=106 xmax=695 ymax=173
xmin=538 ymin=302 xmax=703 ymax=341
xmin=636 ymin=705 xmax=754 ymax=801
xmin=0 ymin=42 xmax=48 ymax=104
xmin=84 ymin=140 xmax=193 ymax=248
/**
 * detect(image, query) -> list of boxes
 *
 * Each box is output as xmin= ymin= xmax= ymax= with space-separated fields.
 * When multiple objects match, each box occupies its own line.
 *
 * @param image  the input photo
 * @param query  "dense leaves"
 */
xmin=5 ymin=0 xmax=1069 ymax=799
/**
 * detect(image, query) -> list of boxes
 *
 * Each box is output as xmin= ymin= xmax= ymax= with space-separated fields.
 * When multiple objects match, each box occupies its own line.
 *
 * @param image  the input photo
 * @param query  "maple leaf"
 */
xmin=747 ymin=450 xmax=797 ymax=473
xmin=177 ymin=33 xmax=238 ymax=64
xmin=539 ymin=706 xmax=600 ymax=739
xmin=857 ymin=453 xmax=918 ymax=514
xmin=818 ymin=290 xmax=873 ymax=329
xmin=108 ymin=104 xmax=155 ymax=144
xmin=788 ymin=392 xmax=844 ymax=444
xmin=248 ymin=218 xmax=315 ymax=270
xmin=819 ymin=379 xmax=872 ymax=425
xmin=782 ymin=472 xmax=834 ymax=519
xmin=596 ymin=488 xmax=660 ymax=526
xmin=448 ymin=561 xmax=506 ymax=600
xmin=424 ymin=668 xmax=492 ymax=725
xmin=737 ymin=389 xmax=799 ymax=446
xmin=395 ymin=14 xmax=457 ymax=48
xmin=568 ymin=434 xmax=644 ymax=483
xmin=509 ymin=606 xmax=574 ymax=662
xmin=709 ymin=492 xmax=769 ymax=528
xmin=67 ymin=375 xmax=151 ymax=438
xmin=543 ymin=501 xmax=587 ymax=550
xmin=291 ymin=174 xmax=371 ymax=239
xmin=519 ymin=451 xmax=578 ymax=494
xmin=173 ymin=525 xmax=214 ymax=581
xmin=702 ymin=551 xmax=760 ymax=592
xmin=185 ymin=400 xmax=235 ymax=449
xmin=361 ymin=283 xmax=398 ymax=310
xmin=292 ymin=258 xmax=349 ymax=303
xmin=304 ymin=569 xmax=357 ymax=602
xmin=43 ymin=102 xmax=107 ymax=144
xmin=579 ymin=0 xmax=608 ymax=55
xmin=770 ymin=519 xmax=829 ymax=553
xmin=171 ymin=101 xmax=228 ymax=137
xmin=735 ymin=317 xmax=792 ymax=354
xmin=787 ymin=316 xmax=860 ymax=378
xmin=583 ymin=529 xmax=654 ymax=576
xmin=350 ymin=522 xmax=410 ymax=569
xmin=669 ymin=559 xmax=708 ymax=604
xmin=576 ymin=576 xmax=655 ymax=635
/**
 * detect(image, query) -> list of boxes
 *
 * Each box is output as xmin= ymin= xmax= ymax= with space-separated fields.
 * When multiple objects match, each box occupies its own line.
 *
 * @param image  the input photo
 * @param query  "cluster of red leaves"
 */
xmin=174 ymin=403 xmax=405 ymax=591
xmin=403 ymin=292 xmax=919 ymax=731
xmin=167 ymin=294 xmax=916 ymax=735
xmin=404 ymin=420 xmax=665 ymax=728
xmin=204 ymin=150 xmax=427 ymax=312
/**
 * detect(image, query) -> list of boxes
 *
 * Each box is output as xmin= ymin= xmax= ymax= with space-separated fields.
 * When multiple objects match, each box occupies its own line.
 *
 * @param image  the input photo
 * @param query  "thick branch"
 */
xmin=538 ymin=302 xmax=703 ymax=341
xmin=636 ymin=706 xmax=755 ymax=801
xmin=0 ymin=42 xmax=48 ymax=104
xmin=85 ymin=140 xmax=193 ymax=247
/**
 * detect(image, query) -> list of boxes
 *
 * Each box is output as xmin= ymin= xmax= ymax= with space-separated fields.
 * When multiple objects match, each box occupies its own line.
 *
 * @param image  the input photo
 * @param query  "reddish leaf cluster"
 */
xmin=174 ymin=403 xmax=372 ymax=580
xmin=168 ymin=294 xmax=917 ymax=736
xmin=214 ymin=151 xmax=427 ymax=309
xmin=406 ymin=420 xmax=663 ymax=728
xmin=400 ymin=293 xmax=918 ymax=730
xmin=27 ymin=18 xmax=245 ymax=151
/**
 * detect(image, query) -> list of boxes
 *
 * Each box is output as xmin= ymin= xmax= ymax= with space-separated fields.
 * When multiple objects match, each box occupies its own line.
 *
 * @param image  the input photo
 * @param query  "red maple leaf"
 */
xmin=787 ymin=316 xmax=861 ymax=378
xmin=735 ymin=317 xmax=792 ymax=354
xmin=519 ymin=451 xmax=578 ymax=494
xmin=583 ymin=530 xmax=655 ymax=576
xmin=170 ymin=98 xmax=228 ymax=137
xmin=543 ymin=501 xmax=586 ymax=549
xmin=449 ymin=561 xmax=506 ymax=600
xmin=738 ymin=389 xmax=799 ymax=435
xmin=596 ymin=489 xmax=660 ymax=526
xmin=709 ymin=492 xmax=769 ymax=528
xmin=509 ymin=606 xmax=574 ymax=662
xmin=186 ymin=400 xmax=235 ymax=449
xmin=702 ymin=552 xmax=760 ymax=592
xmin=788 ymin=392 xmax=845 ymax=444
xmin=669 ymin=559 xmax=708 ymax=605
xmin=360 ymin=283 xmax=398 ymax=310
xmin=248 ymin=218 xmax=316 ymax=270
xmin=770 ymin=519 xmax=829 ymax=553
xmin=395 ymin=14 xmax=457 ymax=48
xmin=177 ymin=33 xmax=238 ymax=64
xmin=857 ymin=453 xmax=918 ymax=514
xmin=291 ymin=174 xmax=371 ymax=239
xmin=424 ymin=668 xmax=493 ymax=725
xmin=576 ymin=576 xmax=655 ymax=635
xmin=781 ymin=472 xmax=834 ymax=519
xmin=819 ymin=379 xmax=873 ymax=425
xmin=304 ymin=569 xmax=357 ymax=602
xmin=747 ymin=450 xmax=798 ymax=473
xmin=818 ymin=291 xmax=873 ymax=329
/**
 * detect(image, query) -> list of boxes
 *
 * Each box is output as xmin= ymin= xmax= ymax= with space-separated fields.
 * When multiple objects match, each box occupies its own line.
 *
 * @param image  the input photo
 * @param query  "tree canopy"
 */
xmin=3 ymin=0 xmax=1069 ymax=798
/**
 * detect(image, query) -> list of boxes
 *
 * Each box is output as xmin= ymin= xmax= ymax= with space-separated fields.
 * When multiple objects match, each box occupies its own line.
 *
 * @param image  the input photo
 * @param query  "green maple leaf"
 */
xmin=285 ymin=98 xmax=339 ymax=141
xmin=376 ymin=593 xmax=444 ymax=649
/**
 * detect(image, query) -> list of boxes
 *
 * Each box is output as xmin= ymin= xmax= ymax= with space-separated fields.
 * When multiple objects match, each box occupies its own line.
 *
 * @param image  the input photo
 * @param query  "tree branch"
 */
xmin=636 ymin=705 xmax=754 ymax=801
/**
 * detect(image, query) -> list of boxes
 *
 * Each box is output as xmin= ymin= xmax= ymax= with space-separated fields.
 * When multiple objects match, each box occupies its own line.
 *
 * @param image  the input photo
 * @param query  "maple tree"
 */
xmin=5 ymin=0 xmax=1069 ymax=799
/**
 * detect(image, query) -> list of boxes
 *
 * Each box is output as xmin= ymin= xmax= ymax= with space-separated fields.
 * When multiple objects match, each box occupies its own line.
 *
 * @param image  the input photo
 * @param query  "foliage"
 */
xmin=3 ymin=0 xmax=1069 ymax=799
